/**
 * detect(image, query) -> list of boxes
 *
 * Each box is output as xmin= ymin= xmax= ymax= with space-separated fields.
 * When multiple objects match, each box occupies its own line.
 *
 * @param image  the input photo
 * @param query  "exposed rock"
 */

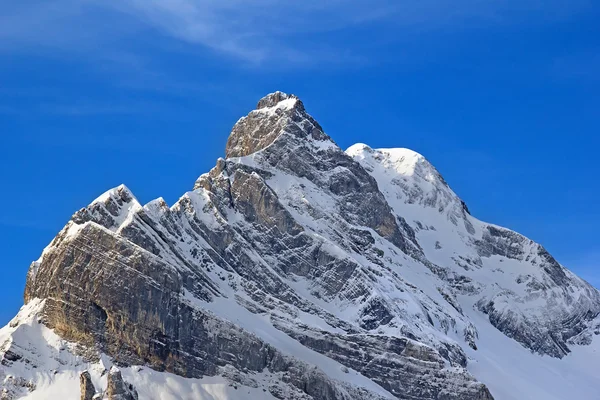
xmin=106 ymin=367 xmax=138 ymax=400
xmin=226 ymin=92 xmax=304 ymax=158
xmin=473 ymin=225 xmax=600 ymax=358
xmin=80 ymin=371 xmax=96 ymax=400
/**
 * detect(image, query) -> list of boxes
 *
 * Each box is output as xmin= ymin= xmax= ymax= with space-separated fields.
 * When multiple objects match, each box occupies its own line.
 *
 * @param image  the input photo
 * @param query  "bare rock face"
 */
xmin=226 ymin=92 xmax=304 ymax=158
xmin=106 ymin=368 xmax=138 ymax=400
xmin=80 ymin=371 xmax=96 ymax=400
xmin=7 ymin=91 xmax=600 ymax=399
xmin=473 ymin=225 xmax=600 ymax=358
xmin=222 ymin=92 xmax=419 ymax=256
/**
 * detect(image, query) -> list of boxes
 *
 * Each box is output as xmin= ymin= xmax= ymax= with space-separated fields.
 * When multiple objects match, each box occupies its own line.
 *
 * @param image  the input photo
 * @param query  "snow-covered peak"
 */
xmin=347 ymin=144 xmax=442 ymax=186
xmin=256 ymin=91 xmax=299 ymax=110
xmin=74 ymin=184 xmax=142 ymax=232
xmin=225 ymin=91 xmax=329 ymax=159
xmin=90 ymin=184 xmax=137 ymax=206
xmin=347 ymin=143 xmax=468 ymax=226
xmin=226 ymin=92 xmax=299 ymax=159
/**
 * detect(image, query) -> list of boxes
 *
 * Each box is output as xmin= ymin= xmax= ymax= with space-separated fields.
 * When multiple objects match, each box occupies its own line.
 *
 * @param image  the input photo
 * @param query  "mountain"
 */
xmin=2 ymin=92 xmax=600 ymax=400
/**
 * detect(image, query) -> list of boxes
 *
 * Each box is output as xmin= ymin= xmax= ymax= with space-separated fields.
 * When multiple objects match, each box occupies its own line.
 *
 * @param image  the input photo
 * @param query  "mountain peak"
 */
xmin=346 ymin=144 xmax=442 ymax=187
xmin=347 ymin=144 xmax=472 ymax=227
xmin=73 ymin=184 xmax=142 ymax=233
xmin=256 ymin=91 xmax=301 ymax=110
xmin=225 ymin=91 xmax=318 ymax=158
xmin=91 ymin=183 xmax=137 ymax=206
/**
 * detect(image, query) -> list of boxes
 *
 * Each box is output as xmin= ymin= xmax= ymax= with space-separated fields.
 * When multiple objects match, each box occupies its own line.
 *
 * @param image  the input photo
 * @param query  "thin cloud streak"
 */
xmin=0 ymin=0 xmax=591 ymax=65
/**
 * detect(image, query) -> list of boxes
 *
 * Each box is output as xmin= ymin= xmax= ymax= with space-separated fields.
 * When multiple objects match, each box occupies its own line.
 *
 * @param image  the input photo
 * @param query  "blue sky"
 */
xmin=1 ymin=0 xmax=599 ymax=325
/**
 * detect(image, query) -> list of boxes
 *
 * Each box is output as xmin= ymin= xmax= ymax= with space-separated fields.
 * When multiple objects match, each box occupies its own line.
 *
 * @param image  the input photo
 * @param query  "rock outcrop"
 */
xmin=80 ymin=371 xmax=96 ymax=400
xmin=106 ymin=368 xmax=138 ymax=400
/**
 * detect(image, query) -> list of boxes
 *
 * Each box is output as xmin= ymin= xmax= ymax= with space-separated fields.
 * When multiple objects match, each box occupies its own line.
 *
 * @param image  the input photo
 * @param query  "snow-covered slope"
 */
xmin=347 ymin=144 xmax=600 ymax=359
xmin=2 ymin=92 xmax=599 ymax=400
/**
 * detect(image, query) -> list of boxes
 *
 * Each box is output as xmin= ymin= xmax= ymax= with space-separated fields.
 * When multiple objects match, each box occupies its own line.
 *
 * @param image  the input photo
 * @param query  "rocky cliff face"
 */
xmin=2 ymin=92 xmax=599 ymax=400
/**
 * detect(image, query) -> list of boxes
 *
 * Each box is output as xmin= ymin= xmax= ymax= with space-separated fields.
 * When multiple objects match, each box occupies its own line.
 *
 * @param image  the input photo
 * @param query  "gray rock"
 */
xmin=106 ymin=368 xmax=138 ymax=400
xmin=474 ymin=225 xmax=600 ymax=358
xmin=80 ymin=371 xmax=96 ymax=400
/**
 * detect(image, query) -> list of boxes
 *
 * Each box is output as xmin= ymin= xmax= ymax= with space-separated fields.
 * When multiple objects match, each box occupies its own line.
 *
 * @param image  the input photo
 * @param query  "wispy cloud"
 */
xmin=0 ymin=0 xmax=591 ymax=66
xmin=0 ymin=0 xmax=394 ymax=64
xmin=0 ymin=0 xmax=594 ymax=109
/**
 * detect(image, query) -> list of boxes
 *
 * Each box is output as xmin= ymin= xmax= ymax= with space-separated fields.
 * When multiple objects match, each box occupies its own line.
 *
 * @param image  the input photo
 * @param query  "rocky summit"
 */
xmin=2 ymin=92 xmax=600 ymax=400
